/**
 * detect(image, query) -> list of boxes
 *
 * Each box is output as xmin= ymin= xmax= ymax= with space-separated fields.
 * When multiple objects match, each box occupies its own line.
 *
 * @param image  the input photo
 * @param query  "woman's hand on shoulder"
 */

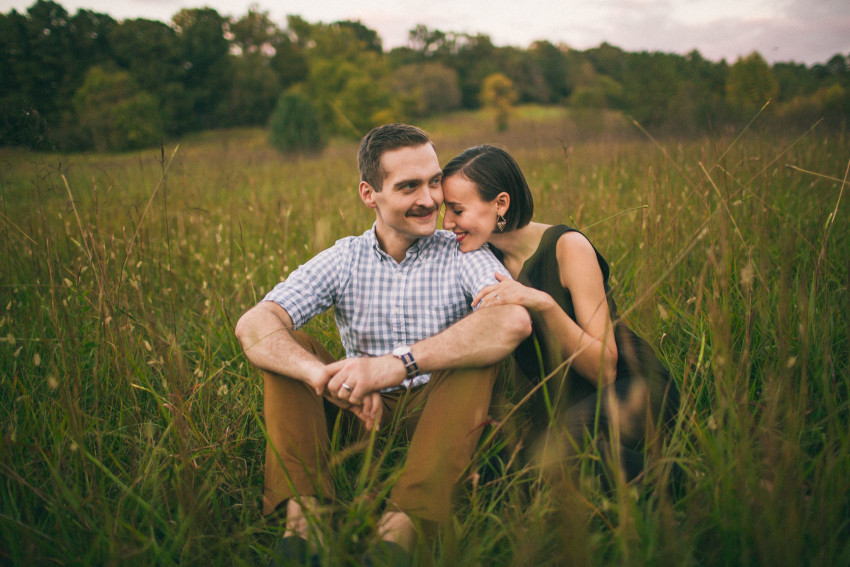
xmin=473 ymin=272 xmax=555 ymax=312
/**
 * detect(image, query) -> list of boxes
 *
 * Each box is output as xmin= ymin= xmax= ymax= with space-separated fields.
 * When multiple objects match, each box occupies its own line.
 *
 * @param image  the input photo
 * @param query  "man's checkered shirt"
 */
xmin=262 ymin=226 xmax=507 ymax=389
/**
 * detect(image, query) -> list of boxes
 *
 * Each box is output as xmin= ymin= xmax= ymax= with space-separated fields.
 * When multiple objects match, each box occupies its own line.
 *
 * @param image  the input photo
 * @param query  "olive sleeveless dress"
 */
xmin=493 ymin=225 xmax=678 ymax=480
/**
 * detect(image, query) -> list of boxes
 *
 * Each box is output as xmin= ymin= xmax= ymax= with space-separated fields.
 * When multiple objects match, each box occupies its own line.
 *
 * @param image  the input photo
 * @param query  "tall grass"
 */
xmin=0 ymin=109 xmax=847 ymax=566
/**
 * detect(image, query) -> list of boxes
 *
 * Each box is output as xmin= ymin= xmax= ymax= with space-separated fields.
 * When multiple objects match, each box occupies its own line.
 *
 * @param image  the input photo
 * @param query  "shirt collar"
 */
xmin=367 ymin=223 xmax=429 ymax=264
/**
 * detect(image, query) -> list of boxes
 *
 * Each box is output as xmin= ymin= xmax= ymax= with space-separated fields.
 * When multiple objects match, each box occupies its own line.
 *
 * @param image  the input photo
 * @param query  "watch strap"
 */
xmin=394 ymin=347 xmax=420 ymax=379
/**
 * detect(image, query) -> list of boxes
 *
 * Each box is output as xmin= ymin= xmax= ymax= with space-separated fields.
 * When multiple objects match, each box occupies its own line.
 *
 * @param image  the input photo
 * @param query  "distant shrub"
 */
xmin=480 ymin=73 xmax=518 ymax=131
xmin=725 ymin=52 xmax=779 ymax=119
xmin=391 ymin=63 xmax=461 ymax=117
xmin=268 ymin=92 xmax=325 ymax=153
xmin=72 ymin=66 xmax=162 ymax=152
xmin=778 ymin=83 xmax=849 ymax=130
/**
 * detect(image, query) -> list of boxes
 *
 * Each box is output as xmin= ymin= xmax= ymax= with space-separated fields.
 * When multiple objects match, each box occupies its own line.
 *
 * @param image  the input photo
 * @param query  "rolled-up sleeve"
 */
xmin=262 ymin=245 xmax=342 ymax=328
xmin=458 ymin=245 xmax=511 ymax=305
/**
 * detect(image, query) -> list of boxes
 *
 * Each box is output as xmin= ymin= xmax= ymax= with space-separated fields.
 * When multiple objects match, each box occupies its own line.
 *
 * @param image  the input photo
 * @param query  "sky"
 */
xmin=2 ymin=0 xmax=848 ymax=66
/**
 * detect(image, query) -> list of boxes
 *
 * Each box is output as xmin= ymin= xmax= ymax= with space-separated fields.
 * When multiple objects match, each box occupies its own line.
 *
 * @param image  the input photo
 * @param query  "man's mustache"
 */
xmin=406 ymin=205 xmax=437 ymax=217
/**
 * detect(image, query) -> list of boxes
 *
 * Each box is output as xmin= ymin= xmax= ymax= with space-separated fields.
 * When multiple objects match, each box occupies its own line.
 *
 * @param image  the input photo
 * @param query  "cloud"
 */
xmin=539 ymin=0 xmax=849 ymax=64
xmin=3 ymin=0 xmax=846 ymax=64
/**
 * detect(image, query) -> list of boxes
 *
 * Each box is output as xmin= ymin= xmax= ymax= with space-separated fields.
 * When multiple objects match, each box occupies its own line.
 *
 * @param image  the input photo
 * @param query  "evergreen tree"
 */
xmin=268 ymin=91 xmax=324 ymax=154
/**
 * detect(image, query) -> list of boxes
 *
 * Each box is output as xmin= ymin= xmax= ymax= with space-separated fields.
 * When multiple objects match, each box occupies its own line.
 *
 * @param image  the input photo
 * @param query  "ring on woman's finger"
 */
xmin=494 ymin=294 xmax=500 ymax=300
xmin=341 ymin=383 xmax=352 ymax=391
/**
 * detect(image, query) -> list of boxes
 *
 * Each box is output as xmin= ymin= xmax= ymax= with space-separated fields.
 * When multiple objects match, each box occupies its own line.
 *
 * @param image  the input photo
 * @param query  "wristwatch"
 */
xmin=392 ymin=345 xmax=420 ymax=379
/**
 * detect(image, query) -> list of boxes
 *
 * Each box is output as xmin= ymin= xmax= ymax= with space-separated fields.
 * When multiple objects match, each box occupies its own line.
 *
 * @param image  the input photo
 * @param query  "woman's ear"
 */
xmin=496 ymin=191 xmax=511 ymax=216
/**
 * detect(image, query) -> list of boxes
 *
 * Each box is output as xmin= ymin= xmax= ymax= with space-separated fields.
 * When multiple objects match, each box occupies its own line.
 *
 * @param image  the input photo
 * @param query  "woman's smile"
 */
xmin=442 ymin=175 xmax=499 ymax=252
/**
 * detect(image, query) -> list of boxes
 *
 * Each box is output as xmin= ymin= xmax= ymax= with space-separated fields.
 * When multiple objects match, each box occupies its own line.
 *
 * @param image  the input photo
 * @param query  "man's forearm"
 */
xmin=234 ymin=302 xmax=324 ymax=383
xmin=411 ymin=304 xmax=531 ymax=372
xmin=324 ymin=304 xmax=531 ymax=403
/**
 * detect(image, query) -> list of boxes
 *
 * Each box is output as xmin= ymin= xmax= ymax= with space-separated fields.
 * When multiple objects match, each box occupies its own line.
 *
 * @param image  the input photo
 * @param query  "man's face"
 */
xmin=360 ymin=143 xmax=443 ymax=252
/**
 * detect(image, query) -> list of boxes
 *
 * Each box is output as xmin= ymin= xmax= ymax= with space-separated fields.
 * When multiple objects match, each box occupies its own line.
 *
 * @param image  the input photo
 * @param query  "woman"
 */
xmin=441 ymin=145 xmax=678 ymax=483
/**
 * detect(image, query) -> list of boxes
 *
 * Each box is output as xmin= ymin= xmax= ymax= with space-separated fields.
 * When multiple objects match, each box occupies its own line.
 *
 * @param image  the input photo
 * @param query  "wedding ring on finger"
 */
xmin=341 ymin=383 xmax=352 ymax=391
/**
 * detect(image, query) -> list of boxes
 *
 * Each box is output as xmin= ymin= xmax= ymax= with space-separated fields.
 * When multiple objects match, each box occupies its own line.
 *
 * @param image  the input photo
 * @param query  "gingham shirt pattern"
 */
xmin=262 ymin=226 xmax=507 ymax=389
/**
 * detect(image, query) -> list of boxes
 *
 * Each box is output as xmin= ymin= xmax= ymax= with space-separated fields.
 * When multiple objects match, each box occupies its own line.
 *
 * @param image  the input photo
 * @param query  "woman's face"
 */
xmin=442 ymin=174 xmax=500 ymax=252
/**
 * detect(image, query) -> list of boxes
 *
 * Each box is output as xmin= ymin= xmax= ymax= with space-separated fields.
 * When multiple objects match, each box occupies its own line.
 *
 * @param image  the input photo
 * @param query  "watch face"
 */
xmin=393 ymin=346 xmax=410 ymax=357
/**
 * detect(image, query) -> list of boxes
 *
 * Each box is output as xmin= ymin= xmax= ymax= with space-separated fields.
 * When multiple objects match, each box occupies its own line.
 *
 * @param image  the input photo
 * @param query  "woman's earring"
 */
xmin=496 ymin=212 xmax=507 ymax=233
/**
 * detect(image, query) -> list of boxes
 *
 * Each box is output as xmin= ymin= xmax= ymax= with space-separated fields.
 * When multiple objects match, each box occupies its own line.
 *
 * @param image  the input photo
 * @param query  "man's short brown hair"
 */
xmin=357 ymin=124 xmax=433 ymax=191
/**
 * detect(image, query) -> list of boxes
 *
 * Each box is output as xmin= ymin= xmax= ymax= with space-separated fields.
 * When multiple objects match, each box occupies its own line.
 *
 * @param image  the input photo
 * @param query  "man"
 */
xmin=235 ymin=124 xmax=531 ymax=564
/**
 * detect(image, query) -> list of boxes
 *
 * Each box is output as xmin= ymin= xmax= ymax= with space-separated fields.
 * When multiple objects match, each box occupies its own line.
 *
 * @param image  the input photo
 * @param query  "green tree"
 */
xmin=390 ymin=63 xmax=461 ymax=117
xmin=585 ymin=42 xmax=627 ymax=83
xmin=450 ymin=33 xmax=500 ymax=109
xmin=334 ymin=20 xmax=382 ymax=53
xmin=397 ymin=26 xmax=500 ymax=109
xmin=296 ymin=20 xmax=396 ymax=135
xmin=227 ymin=55 xmax=281 ymax=126
xmin=73 ymin=66 xmax=160 ymax=151
xmin=68 ymin=9 xmax=116 ymax=71
xmin=227 ymin=8 xmax=282 ymax=127
xmin=666 ymin=50 xmax=728 ymax=133
xmin=529 ymin=40 xmax=573 ymax=103
xmin=229 ymin=6 xmax=278 ymax=55
xmin=1 ymin=3 xmax=116 ymax=148
xmin=568 ymin=60 xmax=623 ymax=109
xmin=109 ymin=18 xmax=188 ymax=135
xmin=480 ymin=72 xmax=518 ymax=131
xmin=825 ymin=54 xmax=848 ymax=77
xmin=268 ymin=91 xmax=324 ymax=153
xmin=230 ymin=6 xmax=308 ymax=88
xmin=226 ymin=8 xmax=309 ymax=127
xmin=498 ymin=46 xmax=550 ymax=104
xmin=725 ymin=52 xmax=779 ymax=117
xmin=269 ymin=38 xmax=309 ymax=90
xmin=774 ymin=62 xmax=820 ymax=102
xmin=620 ymin=51 xmax=681 ymax=127
xmin=16 ymin=1 xmax=75 ymax=147
xmin=406 ymin=25 xmax=460 ymax=58
xmin=173 ymin=7 xmax=231 ymax=130
xmin=0 ymin=9 xmax=38 ymax=146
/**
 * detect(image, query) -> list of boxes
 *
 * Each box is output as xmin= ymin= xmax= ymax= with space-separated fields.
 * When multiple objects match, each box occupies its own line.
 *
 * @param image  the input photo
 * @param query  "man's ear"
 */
xmin=359 ymin=181 xmax=378 ymax=209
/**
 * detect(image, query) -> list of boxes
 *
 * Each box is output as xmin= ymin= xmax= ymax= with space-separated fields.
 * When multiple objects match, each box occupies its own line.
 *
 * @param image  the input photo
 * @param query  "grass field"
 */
xmin=1 ymin=107 xmax=848 ymax=566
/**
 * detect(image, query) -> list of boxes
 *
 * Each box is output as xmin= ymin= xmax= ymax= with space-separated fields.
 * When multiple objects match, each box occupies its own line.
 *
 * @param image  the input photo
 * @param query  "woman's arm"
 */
xmin=549 ymin=231 xmax=618 ymax=385
xmin=473 ymin=231 xmax=618 ymax=385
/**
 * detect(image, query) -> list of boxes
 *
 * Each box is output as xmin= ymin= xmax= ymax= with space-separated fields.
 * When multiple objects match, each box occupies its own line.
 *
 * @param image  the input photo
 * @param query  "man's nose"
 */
xmin=416 ymin=186 xmax=436 ymax=208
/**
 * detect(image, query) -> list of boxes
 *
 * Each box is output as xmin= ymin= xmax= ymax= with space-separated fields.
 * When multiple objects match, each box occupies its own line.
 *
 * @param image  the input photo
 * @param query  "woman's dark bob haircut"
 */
xmin=442 ymin=145 xmax=534 ymax=232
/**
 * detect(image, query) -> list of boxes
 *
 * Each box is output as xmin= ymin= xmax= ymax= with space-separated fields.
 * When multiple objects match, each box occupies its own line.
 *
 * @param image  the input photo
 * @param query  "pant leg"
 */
xmin=387 ymin=365 xmax=498 ymax=525
xmin=262 ymin=330 xmax=338 ymax=516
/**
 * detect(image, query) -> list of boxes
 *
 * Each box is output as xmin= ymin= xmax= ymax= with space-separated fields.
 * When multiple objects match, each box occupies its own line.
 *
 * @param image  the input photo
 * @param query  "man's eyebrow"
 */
xmin=391 ymin=177 xmax=424 ymax=190
xmin=391 ymin=172 xmax=441 ymax=191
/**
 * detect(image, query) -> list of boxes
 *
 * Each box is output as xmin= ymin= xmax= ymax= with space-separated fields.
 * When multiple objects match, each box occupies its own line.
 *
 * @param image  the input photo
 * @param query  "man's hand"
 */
xmin=302 ymin=362 xmax=336 ymax=396
xmin=313 ymin=368 xmax=382 ymax=430
xmin=325 ymin=355 xmax=406 ymax=405
xmin=349 ymin=392 xmax=384 ymax=431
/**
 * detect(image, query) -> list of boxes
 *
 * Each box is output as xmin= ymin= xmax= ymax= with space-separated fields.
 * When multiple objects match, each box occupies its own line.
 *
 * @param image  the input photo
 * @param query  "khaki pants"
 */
xmin=262 ymin=330 xmax=497 ymax=525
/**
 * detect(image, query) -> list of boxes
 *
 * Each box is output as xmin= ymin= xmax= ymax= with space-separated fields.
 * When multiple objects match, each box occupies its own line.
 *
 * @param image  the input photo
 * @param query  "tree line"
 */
xmin=2 ymin=0 xmax=848 ymax=152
